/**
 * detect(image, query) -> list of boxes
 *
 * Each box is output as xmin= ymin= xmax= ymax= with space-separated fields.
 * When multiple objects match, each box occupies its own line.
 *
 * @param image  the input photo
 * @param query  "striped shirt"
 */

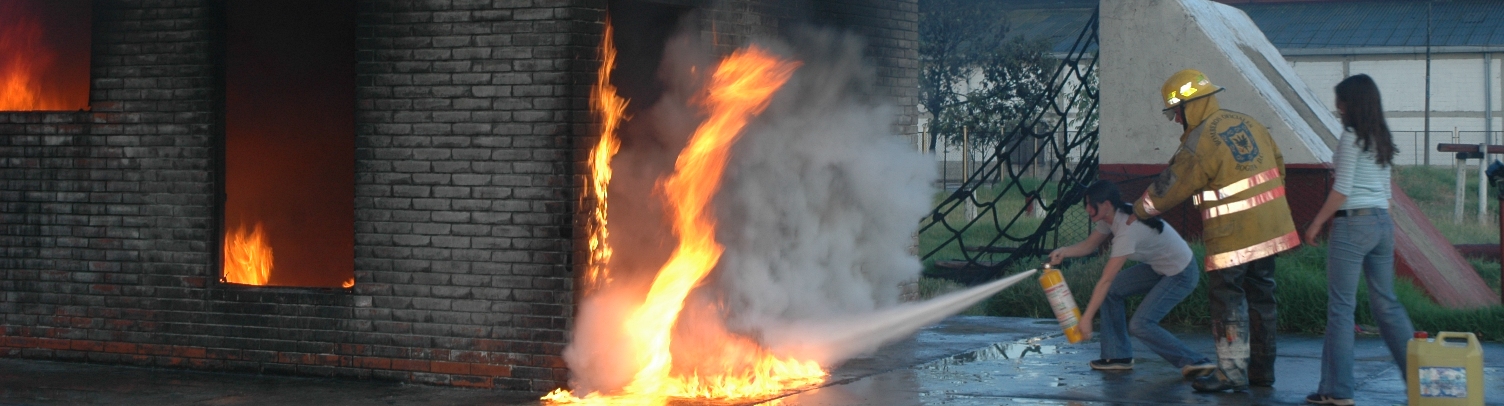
xmin=1332 ymin=130 xmax=1391 ymax=210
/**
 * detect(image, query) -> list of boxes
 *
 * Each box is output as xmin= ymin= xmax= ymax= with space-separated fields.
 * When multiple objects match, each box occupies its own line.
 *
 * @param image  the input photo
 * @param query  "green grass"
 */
xmin=1395 ymin=165 xmax=1499 ymax=244
xmin=920 ymin=168 xmax=1504 ymax=341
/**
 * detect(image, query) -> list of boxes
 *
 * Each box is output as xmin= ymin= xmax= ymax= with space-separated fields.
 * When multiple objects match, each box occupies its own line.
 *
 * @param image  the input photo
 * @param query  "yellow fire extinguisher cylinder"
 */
xmin=1039 ymin=265 xmax=1085 ymax=343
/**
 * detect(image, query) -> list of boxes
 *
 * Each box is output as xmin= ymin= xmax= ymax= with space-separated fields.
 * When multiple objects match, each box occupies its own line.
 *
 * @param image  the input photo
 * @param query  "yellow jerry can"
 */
xmin=1406 ymin=331 xmax=1485 ymax=406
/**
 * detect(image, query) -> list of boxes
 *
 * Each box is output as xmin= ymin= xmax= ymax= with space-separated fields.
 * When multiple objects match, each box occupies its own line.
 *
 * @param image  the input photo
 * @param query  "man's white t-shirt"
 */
xmin=1093 ymin=211 xmax=1194 ymax=276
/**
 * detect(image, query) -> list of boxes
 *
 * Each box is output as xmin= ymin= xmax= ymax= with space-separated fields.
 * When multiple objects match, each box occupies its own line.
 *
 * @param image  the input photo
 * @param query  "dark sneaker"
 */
xmin=1180 ymin=362 xmax=1216 ymax=379
xmin=1191 ymin=370 xmax=1248 ymax=392
xmin=1305 ymin=394 xmax=1354 ymax=405
xmin=1089 ymin=358 xmax=1133 ymax=370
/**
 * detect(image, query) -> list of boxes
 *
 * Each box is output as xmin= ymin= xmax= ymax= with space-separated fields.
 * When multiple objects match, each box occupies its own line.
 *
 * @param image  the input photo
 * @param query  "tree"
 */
xmin=948 ymin=38 xmax=1054 ymax=150
xmin=919 ymin=1 xmax=1057 ymax=154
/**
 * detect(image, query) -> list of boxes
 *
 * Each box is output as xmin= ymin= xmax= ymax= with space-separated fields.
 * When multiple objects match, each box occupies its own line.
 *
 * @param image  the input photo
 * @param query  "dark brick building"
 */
xmin=0 ymin=0 xmax=917 ymax=394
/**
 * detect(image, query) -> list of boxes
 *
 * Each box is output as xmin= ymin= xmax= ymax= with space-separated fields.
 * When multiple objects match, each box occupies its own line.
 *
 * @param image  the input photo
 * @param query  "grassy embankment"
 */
xmin=920 ymin=166 xmax=1504 ymax=341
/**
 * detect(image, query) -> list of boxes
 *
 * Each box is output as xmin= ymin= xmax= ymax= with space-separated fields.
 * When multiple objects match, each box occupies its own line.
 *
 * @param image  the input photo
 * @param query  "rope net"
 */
xmin=919 ymin=12 xmax=1099 ymax=284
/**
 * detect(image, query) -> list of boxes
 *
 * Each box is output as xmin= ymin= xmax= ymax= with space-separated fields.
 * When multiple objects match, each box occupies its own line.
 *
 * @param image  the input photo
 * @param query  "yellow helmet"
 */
xmin=1161 ymin=69 xmax=1223 ymax=112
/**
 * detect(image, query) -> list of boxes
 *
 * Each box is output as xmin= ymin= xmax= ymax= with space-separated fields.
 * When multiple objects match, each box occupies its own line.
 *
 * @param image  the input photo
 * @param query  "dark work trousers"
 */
xmin=1206 ymin=255 xmax=1278 ymax=386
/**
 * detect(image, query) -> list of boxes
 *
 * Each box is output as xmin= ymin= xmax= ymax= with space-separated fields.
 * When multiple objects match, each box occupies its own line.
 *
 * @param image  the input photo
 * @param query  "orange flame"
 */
xmin=582 ymin=21 xmax=626 ymax=293
xmin=0 ymin=2 xmax=65 ymax=111
xmin=545 ymin=46 xmax=816 ymax=405
xmin=223 ymin=223 xmax=274 ymax=286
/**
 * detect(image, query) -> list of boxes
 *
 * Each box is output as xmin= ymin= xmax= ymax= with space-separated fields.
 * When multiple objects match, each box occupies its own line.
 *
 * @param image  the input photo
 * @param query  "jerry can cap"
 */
xmin=1413 ymin=331 xmax=1428 ymax=339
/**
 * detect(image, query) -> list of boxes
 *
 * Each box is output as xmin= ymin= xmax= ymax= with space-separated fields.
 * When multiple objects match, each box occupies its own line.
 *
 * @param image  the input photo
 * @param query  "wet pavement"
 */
xmin=775 ymin=316 xmax=1504 ymax=406
xmin=1 ymin=316 xmax=1499 ymax=405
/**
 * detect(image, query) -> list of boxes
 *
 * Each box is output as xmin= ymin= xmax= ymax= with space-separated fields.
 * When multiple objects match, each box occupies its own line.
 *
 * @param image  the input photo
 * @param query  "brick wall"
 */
xmin=0 ymin=0 xmax=223 ymax=372
xmin=351 ymin=0 xmax=599 ymax=391
xmin=0 ymin=0 xmax=917 ymax=395
xmin=0 ymin=0 xmax=594 ymax=394
xmin=812 ymin=0 xmax=921 ymax=136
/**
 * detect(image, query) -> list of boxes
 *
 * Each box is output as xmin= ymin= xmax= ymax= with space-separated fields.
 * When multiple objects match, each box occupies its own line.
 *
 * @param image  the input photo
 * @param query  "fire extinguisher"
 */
xmin=1039 ymin=264 xmax=1085 ymax=343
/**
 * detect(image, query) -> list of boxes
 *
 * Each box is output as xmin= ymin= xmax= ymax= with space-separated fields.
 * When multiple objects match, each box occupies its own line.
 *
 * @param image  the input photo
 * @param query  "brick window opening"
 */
xmin=223 ymin=0 xmax=355 ymax=288
xmin=0 ymin=0 xmax=90 ymax=111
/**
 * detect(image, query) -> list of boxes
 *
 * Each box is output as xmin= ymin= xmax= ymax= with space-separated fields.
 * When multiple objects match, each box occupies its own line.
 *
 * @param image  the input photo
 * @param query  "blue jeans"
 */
xmin=1099 ymin=260 xmax=1211 ymax=367
xmin=1317 ymin=212 xmax=1414 ymax=399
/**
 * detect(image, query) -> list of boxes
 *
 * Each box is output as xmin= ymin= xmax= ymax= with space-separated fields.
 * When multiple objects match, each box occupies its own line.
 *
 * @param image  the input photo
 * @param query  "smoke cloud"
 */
xmin=712 ymin=30 xmax=936 ymax=332
xmin=562 ymin=27 xmax=967 ymax=395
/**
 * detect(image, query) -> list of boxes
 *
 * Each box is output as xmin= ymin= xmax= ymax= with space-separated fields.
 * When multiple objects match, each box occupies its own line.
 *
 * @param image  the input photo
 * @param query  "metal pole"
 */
xmin=1482 ymin=143 xmax=1491 ymax=223
xmin=1425 ymin=1 xmax=1433 ymax=166
xmin=963 ymin=127 xmax=976 ymax=220
xmin=1487 ymin=53 xmax=1494 ymax=147
xmin=1455 ymin=128 xmax=1465 ymax=222
xmin=962 ymin=126 xmax=970 ymax=181
xmin=1487 ymin=53 xmax=1495 ymax=223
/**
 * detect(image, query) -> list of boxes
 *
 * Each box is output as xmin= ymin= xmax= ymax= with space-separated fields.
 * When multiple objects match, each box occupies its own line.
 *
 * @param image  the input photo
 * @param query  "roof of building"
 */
xmin=1001 ymin=0 xmax=1504 ymax=55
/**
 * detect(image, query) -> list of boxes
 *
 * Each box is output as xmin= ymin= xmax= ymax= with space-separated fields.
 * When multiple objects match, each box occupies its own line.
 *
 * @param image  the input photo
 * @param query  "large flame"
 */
xmin=545 ymin=46 xmax=817 ymax=404
xmin=582 ymin=21 xmax=626 ymax=294
xmin=0 ymin=2 xmax=66 ymax=110
xmin=222 ymin=223 xmax=274 ymax=286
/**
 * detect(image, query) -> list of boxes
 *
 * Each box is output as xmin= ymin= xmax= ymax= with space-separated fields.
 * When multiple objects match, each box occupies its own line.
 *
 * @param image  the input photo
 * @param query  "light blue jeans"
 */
xmin=1098 ymin=260 xmax=1211 ymax=367
xmin=1317 ymin=212 xmax=1415 ymax=399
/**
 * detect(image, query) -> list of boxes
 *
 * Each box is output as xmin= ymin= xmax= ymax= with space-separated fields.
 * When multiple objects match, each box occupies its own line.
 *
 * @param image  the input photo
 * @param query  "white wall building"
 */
xmin=1289 ymin=53 xmax=1502 ymax=166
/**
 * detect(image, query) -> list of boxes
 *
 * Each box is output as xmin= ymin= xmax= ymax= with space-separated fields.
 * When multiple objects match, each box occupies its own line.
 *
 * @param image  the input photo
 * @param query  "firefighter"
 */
xmin=1133 ymin=69 xmax=1300 ymax=392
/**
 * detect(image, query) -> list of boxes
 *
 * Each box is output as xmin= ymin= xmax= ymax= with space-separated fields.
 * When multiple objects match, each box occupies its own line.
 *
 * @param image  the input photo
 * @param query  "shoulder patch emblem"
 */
xmin=1217 ymin=121 xmax=1260 ymax=163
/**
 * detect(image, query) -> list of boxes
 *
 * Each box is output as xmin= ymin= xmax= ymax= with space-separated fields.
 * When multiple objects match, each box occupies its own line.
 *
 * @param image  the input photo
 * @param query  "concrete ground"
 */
xmin=1 ymin=316 xmax=1499 ymax=405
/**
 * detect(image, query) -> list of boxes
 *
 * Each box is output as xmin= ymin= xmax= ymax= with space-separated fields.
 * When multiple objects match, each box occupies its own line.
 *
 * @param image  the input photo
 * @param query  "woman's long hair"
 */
xmin=1084 ymin=180 xmax=1164 ymax=234
xmin=1335 ymin=74 xmax=1398 ymax=167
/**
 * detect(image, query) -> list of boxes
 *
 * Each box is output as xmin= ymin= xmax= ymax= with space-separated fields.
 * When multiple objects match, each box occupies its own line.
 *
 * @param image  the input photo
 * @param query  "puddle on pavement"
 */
xmin=924 ymin=339 xmax=1062 ymax=367
xmin=910 ymin=339 xmax=1080 ymax=396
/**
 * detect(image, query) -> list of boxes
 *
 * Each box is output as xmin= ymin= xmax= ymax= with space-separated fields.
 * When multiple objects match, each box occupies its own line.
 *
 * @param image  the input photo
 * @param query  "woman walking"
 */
xmin=1049 ymin=180 xmax=1216 ymax=378
xmin=1302 ymin=74 xmax=1416 ymax=406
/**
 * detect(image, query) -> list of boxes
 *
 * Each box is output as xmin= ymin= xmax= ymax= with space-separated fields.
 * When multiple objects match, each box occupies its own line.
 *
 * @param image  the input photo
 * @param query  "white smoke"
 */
xmin=761 ymin=270 xmax=1037 ymax=366
xmin=712 ymin=30 xmax=936 ymax=329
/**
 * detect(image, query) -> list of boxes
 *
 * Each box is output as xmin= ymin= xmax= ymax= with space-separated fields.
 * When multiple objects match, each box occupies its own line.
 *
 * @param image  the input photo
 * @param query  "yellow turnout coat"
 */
xmin=1133 ymin=96 xmax=1300 ymax=271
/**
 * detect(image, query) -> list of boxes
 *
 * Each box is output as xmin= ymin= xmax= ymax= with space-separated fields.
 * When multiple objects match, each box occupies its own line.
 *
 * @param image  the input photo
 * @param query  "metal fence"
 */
xmin=1391 ymin=131 xmax=1503 ymax=166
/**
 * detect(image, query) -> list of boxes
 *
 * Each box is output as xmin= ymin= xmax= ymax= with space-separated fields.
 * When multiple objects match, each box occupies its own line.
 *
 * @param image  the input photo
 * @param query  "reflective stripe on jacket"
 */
xmin=1133 ymin=107 xmax=1299 ymax=271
